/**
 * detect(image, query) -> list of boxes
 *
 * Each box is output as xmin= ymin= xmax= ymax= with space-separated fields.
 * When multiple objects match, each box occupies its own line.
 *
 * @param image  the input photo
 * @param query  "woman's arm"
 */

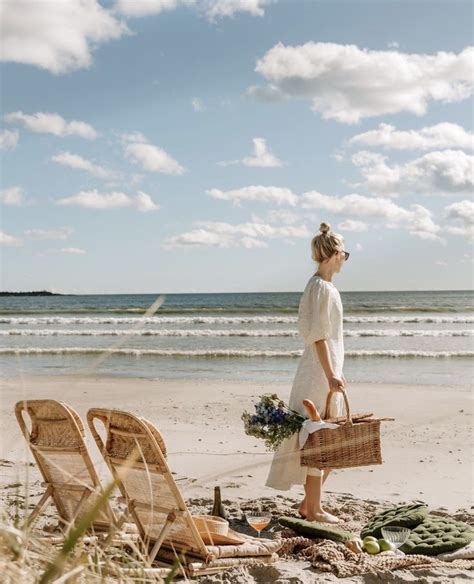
xmin=314 ymin=339 xmax=344 ymax=392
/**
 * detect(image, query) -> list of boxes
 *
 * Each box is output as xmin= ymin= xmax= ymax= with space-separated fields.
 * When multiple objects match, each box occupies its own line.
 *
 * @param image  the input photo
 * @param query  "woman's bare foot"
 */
xmin=298 ymin=501 xmax=307 ymax=519
xmin=305 ymin=509 xmax=340 ymax=524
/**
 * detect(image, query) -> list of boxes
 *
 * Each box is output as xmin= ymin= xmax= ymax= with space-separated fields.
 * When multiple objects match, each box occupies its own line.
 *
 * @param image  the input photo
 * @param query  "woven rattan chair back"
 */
xmin=15 ymin=399 xmax=116 ymax=529
xmin=87 ymin=408 xmax=208 ymax=561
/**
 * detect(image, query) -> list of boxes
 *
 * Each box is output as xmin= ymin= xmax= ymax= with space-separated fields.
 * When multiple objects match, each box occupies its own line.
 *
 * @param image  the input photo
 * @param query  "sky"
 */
xmin=1 ymin=0 xmax=473 ymax=293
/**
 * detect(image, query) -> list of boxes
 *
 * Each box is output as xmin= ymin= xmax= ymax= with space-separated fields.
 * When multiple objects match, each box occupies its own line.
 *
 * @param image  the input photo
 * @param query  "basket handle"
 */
xmin=323 ymin=388 xmax=353 ymax=426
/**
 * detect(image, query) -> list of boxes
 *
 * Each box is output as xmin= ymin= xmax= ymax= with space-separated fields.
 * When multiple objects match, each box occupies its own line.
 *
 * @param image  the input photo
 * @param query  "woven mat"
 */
xmin=278 ymin=536 xmax=474 ymax=578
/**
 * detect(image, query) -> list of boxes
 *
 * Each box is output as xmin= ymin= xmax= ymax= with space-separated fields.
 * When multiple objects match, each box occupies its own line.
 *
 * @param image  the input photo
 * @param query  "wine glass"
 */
xmin=381 ymin=526 xmax=410 ymax=554
xmin=246 ymin=512 xmax=272 ymax=537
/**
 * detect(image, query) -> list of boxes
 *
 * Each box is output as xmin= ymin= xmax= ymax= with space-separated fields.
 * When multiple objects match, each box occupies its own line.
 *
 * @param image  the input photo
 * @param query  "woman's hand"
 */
xmin=328 ymin=375 xmax=345 ymax=393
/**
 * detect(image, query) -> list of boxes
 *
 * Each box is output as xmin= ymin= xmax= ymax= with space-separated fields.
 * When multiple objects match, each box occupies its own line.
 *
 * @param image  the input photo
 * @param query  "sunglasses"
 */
xmin=339 ymin=250 xmax=350 ymax=261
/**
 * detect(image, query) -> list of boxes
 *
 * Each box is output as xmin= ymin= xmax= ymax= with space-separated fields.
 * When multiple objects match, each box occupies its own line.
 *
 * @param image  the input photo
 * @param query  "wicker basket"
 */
xmin=300 ymin=390 xmax=383 ymax=470
xmin=192 ymin=515 xmax=229 ymax=537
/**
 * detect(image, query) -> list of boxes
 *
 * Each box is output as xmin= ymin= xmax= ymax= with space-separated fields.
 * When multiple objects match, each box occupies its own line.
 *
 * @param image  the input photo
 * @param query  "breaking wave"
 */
xmin=0 ymin=328 xmax=472 ymax=337
xmin=1 ymin=315 xmax=473 ymax=326
xmin=1 ymin=348 xmax=472 ymax=358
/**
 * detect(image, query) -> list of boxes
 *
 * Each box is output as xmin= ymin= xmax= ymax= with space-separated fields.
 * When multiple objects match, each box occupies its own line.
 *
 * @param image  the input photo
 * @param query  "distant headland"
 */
xmin=0 ymin=291 xmax=63 ymax=297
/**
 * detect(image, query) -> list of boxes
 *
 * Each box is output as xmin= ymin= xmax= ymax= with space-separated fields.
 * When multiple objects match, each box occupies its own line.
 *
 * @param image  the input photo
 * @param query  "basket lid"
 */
xmin=192 ymin=515 xmax=246 ymax=545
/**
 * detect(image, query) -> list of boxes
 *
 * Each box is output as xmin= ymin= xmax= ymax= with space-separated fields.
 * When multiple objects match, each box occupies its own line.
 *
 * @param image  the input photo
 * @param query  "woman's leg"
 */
xmin=303 ymin=474 xmax=323 ymax=521
xmin=304 ymin=469 xmax=339 ymax=523
xmin=298 ymin=497 xmax=307 ymax=517
xmin=299 ymin=469 xmax=328 ymax=516
xmin=298 ymin=468 xmax=331 ymax=518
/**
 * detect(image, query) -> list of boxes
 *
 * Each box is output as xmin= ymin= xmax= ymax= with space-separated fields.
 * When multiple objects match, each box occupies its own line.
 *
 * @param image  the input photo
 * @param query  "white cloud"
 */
xmin=122 ymin=131 xmax=147 ymax=143
xmin=220 ymin=138 xmax=284 ymax=167
xmin=205 ymin=0 xmax=267 ymax=20
xmin=164 ymin=219 xmax=310 ymax=249
xmin=350 ymin=151 xmax=400 ymax=196
xmin=355 ymin=243 xmax=363 ymax=251
xmin=352 ymin=149 xmax=474 ymax=196
xmin=301 ymin=191 xmax=442 ymax=241
xmin=116 ymin=0 xmax=194 ymax=17
xmin=134 ymin=191 xmax=161 ymax=212
xmin=349 ymin=122 xmax=474 ymax=151
xmin=122 ymin=133 xmax=185 ymax=175
xmin=56 ymin=189 xmax=159 ymax=212
xmin=5 ymin=112 xmax=97 ymax=139
xmin=332 ymin=149 xmax=345 ymax=163
xmin=25 ymin=227 xmax=73 ymax=240
xmin=387 ymin=41 xmax=399 ymax=49
xmin=252 ymin=42 xmax=474 ymax=123
xmin=338 ymin=219 xmax=368 ymax=232
xmin=115 ymin=0 xmax=267 ymax=20
xmin=192 ymin=97 xmax=205 ymax=112
xmin=0 ymin=186 xmax=24 ymax=206
xmin=445 ymin=199 xmax=474 ymax=224
xmin=207 ymin=185 xmax=297 ymax=206
xmin=0 ymin=230 xmax=22 ymax=246
xmin=51 ymin=151 xmax=112 ymax=178
xmin=1 ymin=0 xmax=127 ymax=74
xmin=404 ymin=204 xmax=444 ymax=241
xmin=60 ymin=247 xmax=86 ymax=254
xmin=0 ymin=129 xmax=19 ymax=150
xmin=252 ymin=209 xmax=300 ymax=225
xmin=242 ymin=138 xmax=284 ymax=167
xmin=445 ymin=199 xmax=474 ymax=241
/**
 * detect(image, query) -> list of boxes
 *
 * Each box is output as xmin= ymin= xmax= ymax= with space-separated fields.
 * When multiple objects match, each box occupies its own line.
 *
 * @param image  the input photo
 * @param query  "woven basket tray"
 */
xmin=300 ymin=390 xmax=386 ymax=470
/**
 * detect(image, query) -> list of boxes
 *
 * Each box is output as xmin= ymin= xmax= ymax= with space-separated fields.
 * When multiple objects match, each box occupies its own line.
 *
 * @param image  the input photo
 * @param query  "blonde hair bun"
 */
xmin=311 ymin=222 xmax=344 ymax=263
xmin=319 ymin=222 xmax=331 ymax=235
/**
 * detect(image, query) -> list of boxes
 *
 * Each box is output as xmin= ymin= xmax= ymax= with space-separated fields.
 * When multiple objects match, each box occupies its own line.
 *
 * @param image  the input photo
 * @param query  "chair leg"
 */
xmin=102 ymin=509 xmax=130 ymax=546
xmin=25 ymin=484 xmax=53 ymax=528
xmin=64 ymin=490 xmax=92 ymax=537
xmin=149 ymin=511 xmax=177 ymax=563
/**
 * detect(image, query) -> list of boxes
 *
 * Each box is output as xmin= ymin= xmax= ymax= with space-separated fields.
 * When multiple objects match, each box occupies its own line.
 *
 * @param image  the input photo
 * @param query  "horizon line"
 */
xmin=2 ymin=289 xmax=473 ymax=295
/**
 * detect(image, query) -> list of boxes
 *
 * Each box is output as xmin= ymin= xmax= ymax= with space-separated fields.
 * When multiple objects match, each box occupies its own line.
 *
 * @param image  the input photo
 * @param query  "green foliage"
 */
xmin=242 ymin=394 xmax=305 ymax=451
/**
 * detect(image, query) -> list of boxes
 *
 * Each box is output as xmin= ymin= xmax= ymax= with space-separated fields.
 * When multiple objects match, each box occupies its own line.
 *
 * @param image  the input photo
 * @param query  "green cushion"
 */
xmin=278 ymin=516 xmax=353 ymax=542
xmin=361 ymin=504 xmax=428 ymax=539
xmin=400 ymin=515 xmax=474 ymax=556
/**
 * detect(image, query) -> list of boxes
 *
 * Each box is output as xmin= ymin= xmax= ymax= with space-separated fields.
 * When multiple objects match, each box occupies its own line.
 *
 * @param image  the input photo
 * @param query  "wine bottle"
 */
xmin=211 ymin=486 xmax=227 ymax=519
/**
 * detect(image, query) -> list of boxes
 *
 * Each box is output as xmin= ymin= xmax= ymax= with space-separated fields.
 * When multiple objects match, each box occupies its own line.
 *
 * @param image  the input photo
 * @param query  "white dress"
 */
xmin=265 ymin=274 xmax=345 ymax=491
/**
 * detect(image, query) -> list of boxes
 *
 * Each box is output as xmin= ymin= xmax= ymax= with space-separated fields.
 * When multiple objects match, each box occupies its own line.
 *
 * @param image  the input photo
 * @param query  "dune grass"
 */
xmin=0 ymin=474 xmax=183 ymax=584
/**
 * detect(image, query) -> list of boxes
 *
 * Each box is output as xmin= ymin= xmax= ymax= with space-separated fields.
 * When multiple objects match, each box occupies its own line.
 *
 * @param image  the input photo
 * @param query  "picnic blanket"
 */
xmin=278 ymin=535 xmax=474 ymax=578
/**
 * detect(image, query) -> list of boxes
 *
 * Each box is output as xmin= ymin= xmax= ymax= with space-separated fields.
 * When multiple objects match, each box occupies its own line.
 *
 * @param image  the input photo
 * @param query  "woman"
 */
xmin=266 ymin=222 xmax=349 ymax=523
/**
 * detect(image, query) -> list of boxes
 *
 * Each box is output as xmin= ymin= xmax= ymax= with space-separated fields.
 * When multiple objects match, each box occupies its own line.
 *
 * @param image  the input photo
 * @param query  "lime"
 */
xmin=363 ymin=536 xmax=378 ymax=544
xmin=363 ymin=541 xmax=380 ymax=554
xmin=378 ymin=539 xmax=394 ymax=552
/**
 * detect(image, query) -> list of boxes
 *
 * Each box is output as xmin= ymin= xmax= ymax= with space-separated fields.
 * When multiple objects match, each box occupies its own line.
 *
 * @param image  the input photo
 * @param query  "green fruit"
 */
xmin=363 ymin=536 xmax=378 ymax=544
xmin=378 ymin=539 xmax=393 ymax=552
xmin=364 ymin=541 xmax=380 ymax=554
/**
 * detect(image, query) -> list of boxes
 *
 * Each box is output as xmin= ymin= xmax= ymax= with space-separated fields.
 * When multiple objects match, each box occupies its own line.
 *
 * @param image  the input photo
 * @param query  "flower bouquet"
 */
xmin=241 ymin=394 xmax=305 ymax=451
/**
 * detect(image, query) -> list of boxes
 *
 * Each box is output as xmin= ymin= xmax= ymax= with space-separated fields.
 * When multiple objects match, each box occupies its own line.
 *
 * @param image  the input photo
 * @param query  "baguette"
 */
xmin=303 ymin=399 xmax=321 ymax=422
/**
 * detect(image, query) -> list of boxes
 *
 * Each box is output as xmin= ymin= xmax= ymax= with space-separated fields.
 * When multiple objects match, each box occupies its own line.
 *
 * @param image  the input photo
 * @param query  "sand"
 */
xmin=1 ymin=375 xmax=473 ymax=582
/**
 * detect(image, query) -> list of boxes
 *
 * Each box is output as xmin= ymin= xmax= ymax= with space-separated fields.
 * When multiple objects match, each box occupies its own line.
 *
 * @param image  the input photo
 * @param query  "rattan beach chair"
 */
xmin=87 ymin=408 xmax=281 ymax=576
xmin=15 ymin=399 xmax=118 ymax=533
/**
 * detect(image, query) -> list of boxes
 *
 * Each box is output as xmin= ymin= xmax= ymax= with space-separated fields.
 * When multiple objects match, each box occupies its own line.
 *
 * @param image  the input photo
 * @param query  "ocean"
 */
xmin=0 ymin=290 xmax=473 ymax=385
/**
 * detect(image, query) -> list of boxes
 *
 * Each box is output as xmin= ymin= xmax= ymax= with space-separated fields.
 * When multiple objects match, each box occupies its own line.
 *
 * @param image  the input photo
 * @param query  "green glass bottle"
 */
xmin=211 ymin=486 xmax=227 ymax=519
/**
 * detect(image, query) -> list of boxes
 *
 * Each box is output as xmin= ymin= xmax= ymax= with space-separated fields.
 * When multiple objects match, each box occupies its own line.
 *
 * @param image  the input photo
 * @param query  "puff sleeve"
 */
xmin=298 ymin=278 xmax=332 ymax=346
